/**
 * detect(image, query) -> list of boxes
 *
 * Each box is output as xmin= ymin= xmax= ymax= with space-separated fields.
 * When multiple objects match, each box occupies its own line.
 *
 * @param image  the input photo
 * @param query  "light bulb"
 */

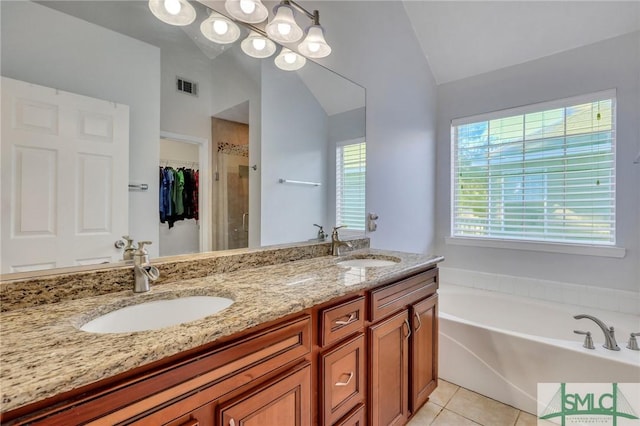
xmin=239 ymin=0 xmax=256 ymax=14
xmin=277 ymin=23 xmax=291 ymax=36
xmin=284 ymin=52 xmax=297 ymax=64
xmin=252 ymin=38 xmax=266 ymax=51
xmin=308 ymin=42 xmax=320 ymax=53
xmin=213 ymin=20 xmax=229 ymax=35
xmin=164 ymin=0 xmax=181 ymax=15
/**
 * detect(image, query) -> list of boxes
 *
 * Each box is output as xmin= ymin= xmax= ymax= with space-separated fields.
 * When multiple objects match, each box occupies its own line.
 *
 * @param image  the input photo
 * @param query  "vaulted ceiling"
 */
xmin=402 ymin=1 xmax=640 ymax=84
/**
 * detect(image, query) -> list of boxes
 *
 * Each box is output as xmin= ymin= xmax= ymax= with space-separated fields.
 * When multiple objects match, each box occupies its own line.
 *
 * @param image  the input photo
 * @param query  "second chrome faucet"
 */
xmin=331 ymin=226 xmax=352 ymax=256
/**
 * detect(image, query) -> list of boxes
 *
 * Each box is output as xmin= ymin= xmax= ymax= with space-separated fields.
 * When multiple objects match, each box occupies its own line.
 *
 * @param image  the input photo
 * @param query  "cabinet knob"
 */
xmin=229 ymin=419 xmax=235 ymax=426
xmin=335 ymin=312 xmax=357 ymax=326
xmin=403 ymin=318 xmax=412 ymax=339
xmin=414 ymin=311 xmax=423 ymax=331
xmin=335 ymin=371 xmax=354 ymax=387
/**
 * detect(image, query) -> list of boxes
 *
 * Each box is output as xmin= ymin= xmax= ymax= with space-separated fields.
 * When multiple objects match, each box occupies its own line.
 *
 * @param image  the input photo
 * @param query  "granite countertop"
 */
xmin=0 ymin=249 xmax=443 ymax=413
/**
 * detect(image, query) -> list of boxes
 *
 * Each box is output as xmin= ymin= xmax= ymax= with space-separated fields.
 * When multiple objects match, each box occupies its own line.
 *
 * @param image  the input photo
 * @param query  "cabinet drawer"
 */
xmin=369 ymin=269 xmax=437 ymax=322
xmin=320 ymin=296 xmax=365 ymax=347
xmin=320 ymin=334 xmax=366 ymax=426
xmin=334 ymin=404 xmax=366 ymax=426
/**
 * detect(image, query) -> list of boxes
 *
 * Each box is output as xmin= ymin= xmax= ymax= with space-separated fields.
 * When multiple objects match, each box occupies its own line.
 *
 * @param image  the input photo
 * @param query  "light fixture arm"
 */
xmin=285 ymin=0 xmax=317 ymax=22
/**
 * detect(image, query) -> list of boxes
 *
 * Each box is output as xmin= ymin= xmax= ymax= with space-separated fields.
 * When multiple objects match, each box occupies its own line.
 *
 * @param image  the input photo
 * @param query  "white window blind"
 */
xmin=336 ymin=141 xmax=366 ymax=230
xmin=451 ymin=90 xmax=616 ymax=246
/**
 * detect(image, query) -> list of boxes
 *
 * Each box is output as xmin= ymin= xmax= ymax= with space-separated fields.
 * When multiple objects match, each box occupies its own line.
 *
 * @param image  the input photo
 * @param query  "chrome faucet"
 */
xmin=133 ymin=241 xmax=160 ymax=293
xmin=331 ymin=226 xmax=352 ymax=256
xmin=574 ymin=314 xmax=620 ymax=351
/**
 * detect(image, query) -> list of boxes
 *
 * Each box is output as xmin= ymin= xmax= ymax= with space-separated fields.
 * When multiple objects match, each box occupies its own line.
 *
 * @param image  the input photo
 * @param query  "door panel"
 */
xmin=411 ymin=294 xmax=438 ymax=412
xmin=1 ymin=77 xmax=129 ymax=272
xmin=219 ymin=363 xmax=311 ymax=426
xmin=369 ymin=310 xmax=409 ymax=426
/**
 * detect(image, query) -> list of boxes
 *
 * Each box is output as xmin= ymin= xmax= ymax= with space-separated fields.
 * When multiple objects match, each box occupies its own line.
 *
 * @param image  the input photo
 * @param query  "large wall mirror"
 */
xmin=0 ymin=0 xmax=366 ymax=275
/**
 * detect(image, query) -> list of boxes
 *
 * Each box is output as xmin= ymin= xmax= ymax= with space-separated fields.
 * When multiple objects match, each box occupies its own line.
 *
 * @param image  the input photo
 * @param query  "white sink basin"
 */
xmin=80 ymin=296 xmax=234 ymax=334
xmin=337 ymin=256 xmax=400 ymax=268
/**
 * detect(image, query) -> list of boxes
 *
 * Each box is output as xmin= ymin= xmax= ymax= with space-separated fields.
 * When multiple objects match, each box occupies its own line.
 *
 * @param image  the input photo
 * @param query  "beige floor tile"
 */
xmin=429 ymin=379 xmax=460 ymax=407
xmin=515 ymin=411 xmax=538 ymax=426
xmin=407 ymin=402 xmax=443 ymax=425
xmin=431 ymin=409 xmax=481 ymax=426
xmin=445 ymin=388 xmax=520 ymax=426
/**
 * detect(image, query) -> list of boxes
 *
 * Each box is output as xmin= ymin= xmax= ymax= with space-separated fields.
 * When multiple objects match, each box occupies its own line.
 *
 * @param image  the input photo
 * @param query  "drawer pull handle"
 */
xmin=335 ymin=371 xmax=354 ymax=387
xmin=230 ymin=419 xmax=235 ymax=426
xmin=335 ymin=312 xmax=357 ymax=326
xmin=414 ymin=311 xmax=422 ymax=331
xmin=403 ymin=318 xmax=412 ymax=339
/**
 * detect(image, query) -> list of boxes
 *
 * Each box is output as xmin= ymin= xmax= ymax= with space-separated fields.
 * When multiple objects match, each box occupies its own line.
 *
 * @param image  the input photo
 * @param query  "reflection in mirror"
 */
xmin=0 ymin=0 xmax=365 ymax=275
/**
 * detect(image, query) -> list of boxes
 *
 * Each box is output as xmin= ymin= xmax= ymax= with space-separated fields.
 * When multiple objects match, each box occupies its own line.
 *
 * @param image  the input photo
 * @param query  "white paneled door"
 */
xmin=1 ymin=77 xmax=129 ymax=273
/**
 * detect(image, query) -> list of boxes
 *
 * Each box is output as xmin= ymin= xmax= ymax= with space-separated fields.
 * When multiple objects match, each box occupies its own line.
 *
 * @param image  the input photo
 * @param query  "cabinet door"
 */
xmin=320 ymin=334 xmax=365 ymax=425
xmin=218 ymin=363 xmax=311 ymax=426
xmin=410 ymin=294 xmax=438 ymax=413
xmin=369 ymin=310 xmax=410 ymax=426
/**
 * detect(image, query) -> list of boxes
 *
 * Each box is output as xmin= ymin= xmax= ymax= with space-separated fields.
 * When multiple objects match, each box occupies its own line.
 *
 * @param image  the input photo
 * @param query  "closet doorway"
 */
xmin=158 ymin=132 xmax=210 ymax=256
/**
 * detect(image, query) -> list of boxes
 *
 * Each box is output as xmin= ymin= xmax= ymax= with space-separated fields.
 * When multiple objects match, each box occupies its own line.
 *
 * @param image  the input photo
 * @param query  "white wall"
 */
xmin=435 ymin=32 xmax=640 ymax=292
xmin=310 ymin=1 xmax=438 ymax=253
xmin=1 ymin=1 xmax=161 ymax=257
xmin=261 ymin=60 xmax=329 ymax=245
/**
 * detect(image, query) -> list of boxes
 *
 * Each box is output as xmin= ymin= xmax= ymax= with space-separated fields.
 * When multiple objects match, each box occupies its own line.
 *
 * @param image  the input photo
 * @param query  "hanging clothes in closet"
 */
xmin=159 ymin=166 xmax=199 ymax=228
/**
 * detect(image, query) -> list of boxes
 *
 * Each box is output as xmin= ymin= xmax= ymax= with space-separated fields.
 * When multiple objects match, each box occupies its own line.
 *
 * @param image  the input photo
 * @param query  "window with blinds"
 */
xmin=451 ymin=90 xmax=616 ymax=246
xmin=336 ymin=141 xmax=366 ymax=230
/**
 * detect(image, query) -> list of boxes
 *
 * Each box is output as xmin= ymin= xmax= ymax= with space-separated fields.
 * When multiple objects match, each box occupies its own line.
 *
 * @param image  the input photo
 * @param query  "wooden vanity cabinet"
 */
xmin=318 ymin=296 xmax=367 ymax=426
xmin=2 ymin=266 xmax=439 ymax=426
xmin=368 ymin=269 xmax=439 ymax=426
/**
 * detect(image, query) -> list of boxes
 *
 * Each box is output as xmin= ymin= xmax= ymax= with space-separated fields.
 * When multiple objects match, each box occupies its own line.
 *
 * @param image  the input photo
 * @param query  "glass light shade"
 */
xmin=266 ymin=3 xmax=303 ymax=43
xmin=225 ymin=0 xmax=268 ymax=24
xmin=241 ymin=31 xmax=276 ymax=58
xmin=200 ymin=12 xmax=241 ymax=44
xmin=148 ymin=0 xmax=196 ymax=26
xmin=298 ymin=25 xmax=331 ymax=58
xmin=274 ymin=48 xmax=306 ymax=71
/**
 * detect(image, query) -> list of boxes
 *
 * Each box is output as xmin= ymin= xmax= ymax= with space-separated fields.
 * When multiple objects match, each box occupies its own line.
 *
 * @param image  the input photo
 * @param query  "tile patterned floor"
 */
xmin=407 ymin=380 xmax=539 ymax=426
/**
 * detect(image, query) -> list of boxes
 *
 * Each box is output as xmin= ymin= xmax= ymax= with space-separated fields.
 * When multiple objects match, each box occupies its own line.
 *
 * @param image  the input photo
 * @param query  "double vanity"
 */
xmin=0 ymin=240 xmax=443 ymax=425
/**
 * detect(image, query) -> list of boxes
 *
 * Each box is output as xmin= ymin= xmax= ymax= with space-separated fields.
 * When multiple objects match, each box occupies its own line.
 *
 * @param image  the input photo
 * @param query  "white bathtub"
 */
xmin=438 ymin=284 xmax=640 ymax=414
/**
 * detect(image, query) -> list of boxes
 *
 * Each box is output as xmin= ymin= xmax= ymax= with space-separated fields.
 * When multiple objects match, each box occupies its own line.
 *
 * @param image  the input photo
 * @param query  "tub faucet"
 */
xmin=331 ymin=226 xmax=352 ymax=256
xmin=133 ymin=241 xmax=160 ymax=293
xmin=574 ymin=314 xmax=620 ymax=351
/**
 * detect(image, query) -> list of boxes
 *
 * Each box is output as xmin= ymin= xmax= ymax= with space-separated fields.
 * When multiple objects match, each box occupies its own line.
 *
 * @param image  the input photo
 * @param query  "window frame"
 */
xmin=449 ymin=89 xmax=623 ymax=256
xmin=335 ymin=138 xmax=366 ymax=234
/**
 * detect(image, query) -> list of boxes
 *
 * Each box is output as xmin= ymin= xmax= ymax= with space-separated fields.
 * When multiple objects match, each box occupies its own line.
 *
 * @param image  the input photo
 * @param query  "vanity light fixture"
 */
xmin=200 ymin=11 xmax=241 ymax=44
xmin=274 ymin=47 xmax=306 ymax=71
xmin=297 ymin=11 xmax=331 ymax=59
xmin=266 ymin=1 xmax=304 ymax=43
xmin=225 ymin=0 xmax=269 ymax=24
xmin=241 ymin=31 xmax=277 ymax=58
xmin=148 ymin=0 xmax=196 ymax=26
xmin=149 ymin=0 xmax=332 ymax=70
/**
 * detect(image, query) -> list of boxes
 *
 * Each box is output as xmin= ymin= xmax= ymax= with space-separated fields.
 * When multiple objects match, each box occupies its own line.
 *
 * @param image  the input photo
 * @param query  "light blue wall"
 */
xmin=311 ymin=1 xmax=439 ymax=254
xmin=261 ymin=60 xmax=329 ymax=245
xmin=435 ymin=32 xmax=640 ymax=291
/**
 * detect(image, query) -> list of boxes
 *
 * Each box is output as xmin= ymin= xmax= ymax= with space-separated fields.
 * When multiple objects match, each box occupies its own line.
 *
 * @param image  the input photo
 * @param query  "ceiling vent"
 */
xmin=176 ymin=77 xmax=198 ymax=97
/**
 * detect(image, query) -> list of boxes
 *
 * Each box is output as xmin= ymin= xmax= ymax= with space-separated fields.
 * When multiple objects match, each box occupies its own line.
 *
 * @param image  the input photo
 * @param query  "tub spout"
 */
xmin=574 ymin=314 xmax=620 ymax=351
